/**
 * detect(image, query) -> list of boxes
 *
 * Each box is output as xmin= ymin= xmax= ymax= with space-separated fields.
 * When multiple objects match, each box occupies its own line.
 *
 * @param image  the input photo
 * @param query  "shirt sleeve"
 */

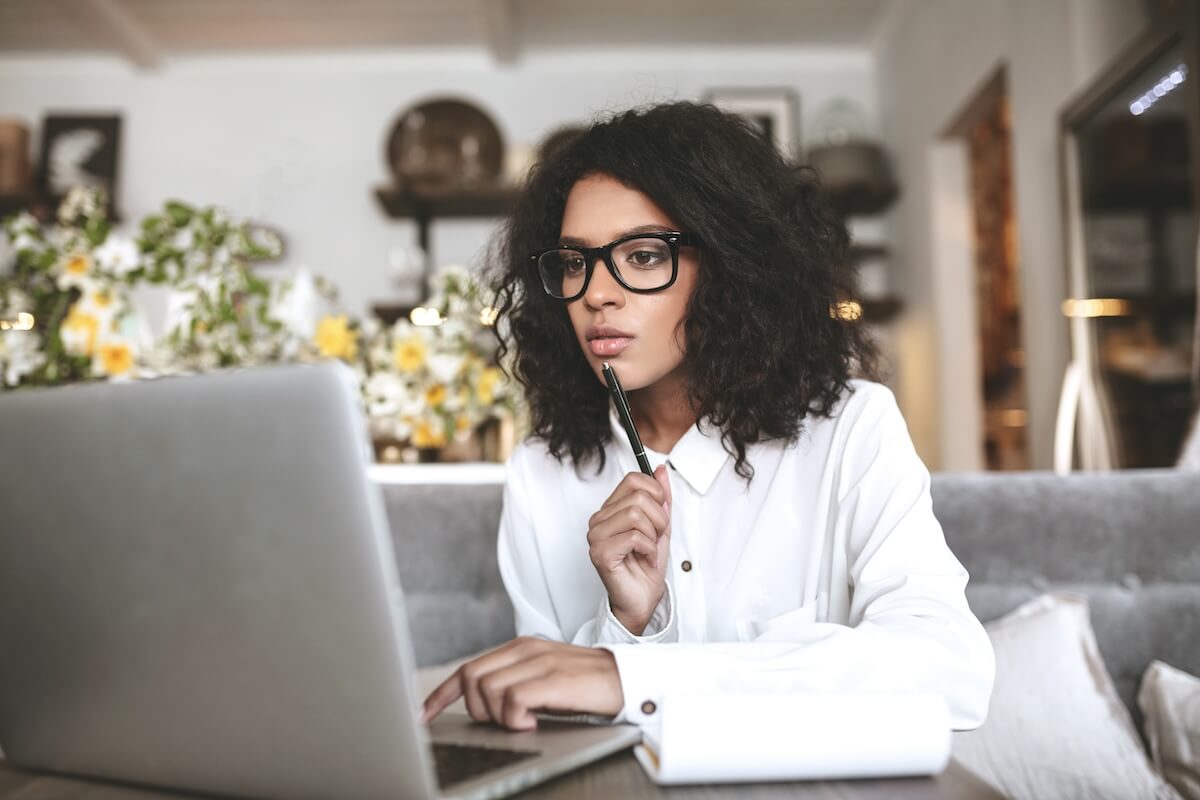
xmin=495 ymin=446 xmax=564 ymax=641
xmin=496 ymin=445 xmax=679 ymax=645
xmin=572 ymin=581 xmax=678 ymax=645
xmin=603 ymin=386 xmax=995 ymax=732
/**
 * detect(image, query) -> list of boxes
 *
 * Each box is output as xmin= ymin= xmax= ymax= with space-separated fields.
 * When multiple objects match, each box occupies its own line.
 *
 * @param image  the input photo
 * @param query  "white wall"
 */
xmin=874 ymin=0 xmax=1151 ymax=471
xmin=0 ymin=47 xmax=875 ymax=320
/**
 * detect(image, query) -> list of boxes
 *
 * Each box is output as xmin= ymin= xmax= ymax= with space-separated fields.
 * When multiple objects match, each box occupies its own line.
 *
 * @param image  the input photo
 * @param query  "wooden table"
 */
xmin=0 ymin=754 xmax=1004 ymax=799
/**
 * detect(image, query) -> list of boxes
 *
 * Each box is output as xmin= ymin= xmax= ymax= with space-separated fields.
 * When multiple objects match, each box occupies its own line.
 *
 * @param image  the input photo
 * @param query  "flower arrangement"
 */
xmin=0 ymin=188 xmax=520 ymax=462
xmin=309 ymin=264 xmax=519 ymax=457
xmin=0 ymin=187 xmax=287 ymax=387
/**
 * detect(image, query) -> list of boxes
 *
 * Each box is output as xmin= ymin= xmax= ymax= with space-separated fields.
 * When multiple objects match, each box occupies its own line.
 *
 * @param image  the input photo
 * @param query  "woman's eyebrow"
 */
xmin=558 ymin=224 xmax=674 ymax=248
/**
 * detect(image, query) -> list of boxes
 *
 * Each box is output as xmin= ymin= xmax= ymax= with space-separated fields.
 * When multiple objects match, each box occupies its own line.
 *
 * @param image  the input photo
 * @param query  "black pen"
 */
xmin=602 ymin=361 xmax=654 ymax=476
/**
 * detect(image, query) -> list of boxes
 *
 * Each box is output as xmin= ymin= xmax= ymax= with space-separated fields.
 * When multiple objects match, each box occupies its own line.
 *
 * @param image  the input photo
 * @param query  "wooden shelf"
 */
xmin=825 ymin=183 xmax=899 ymax=216
xmin=861 ymin=296 xmax=903 ymax=323
xmin=848 ymin=243 xmax=888 ymax=261
xmin=0 ymin=192 xmax=36 ymax=220
xmin=374 ymin=184 xmax=522 ymax=302
xmin=374 ymin=185 xmax=521 ymax=220
xmin=0 ymin=193 xmax=122 ymax=224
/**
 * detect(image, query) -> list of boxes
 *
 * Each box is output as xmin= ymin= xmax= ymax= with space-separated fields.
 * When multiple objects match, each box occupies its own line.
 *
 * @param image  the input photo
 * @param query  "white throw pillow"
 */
xmin=1139 ymin=661 xmax=1200 ymax=800
xmin=952 ymin=592 xmax=1180 ymax=800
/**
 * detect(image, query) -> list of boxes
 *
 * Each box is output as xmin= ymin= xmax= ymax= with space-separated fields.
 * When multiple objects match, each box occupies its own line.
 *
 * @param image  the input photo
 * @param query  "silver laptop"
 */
xmin=0 ymin=362 xmax=640 ymax=799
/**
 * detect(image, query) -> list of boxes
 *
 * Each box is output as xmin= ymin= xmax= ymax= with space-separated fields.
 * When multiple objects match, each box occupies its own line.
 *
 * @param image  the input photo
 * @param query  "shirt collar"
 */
xmin=608 ymin=405 xmax=730 ymax=495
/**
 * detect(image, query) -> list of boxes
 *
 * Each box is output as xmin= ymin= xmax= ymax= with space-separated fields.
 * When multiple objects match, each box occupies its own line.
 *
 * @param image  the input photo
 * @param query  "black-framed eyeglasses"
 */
xmin=529 ymin=230 xmax=702 ymax=301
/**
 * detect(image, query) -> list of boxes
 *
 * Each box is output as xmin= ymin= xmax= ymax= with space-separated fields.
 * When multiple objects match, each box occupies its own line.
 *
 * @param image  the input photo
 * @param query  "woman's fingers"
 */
xmin=599 ymin=472 xmax=665 ymax=510
xmin=477 ymin=652 xmax=555 ymax=723
xmin=498 ymin=652 xmax=624 ymax=730
xmin=420 ymin=638 xmax=544 ymax=724
xmin=588 ymin=492 xmax=669 ymax=538
xmin=499 ymin=672 xmax=582 ymax=730
xmin=593 ymin=529 xmax=659 ymax=570
xmin=423 ymin=642 xmax=623 ymax=732
xmin=588 ymin=506 xmax=660 ymax=552
xmin=655 ymin=464 xmax=672 ymax=518
xmin=420 ymin=671 xmax=464 ymax=724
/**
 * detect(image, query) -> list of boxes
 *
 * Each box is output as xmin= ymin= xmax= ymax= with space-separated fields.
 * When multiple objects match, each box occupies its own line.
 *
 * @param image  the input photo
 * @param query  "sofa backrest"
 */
xmin=935 ymin=469 xmax=1200 ymax=718
xmin=380 ymin=468 xmax=1200 ymax=717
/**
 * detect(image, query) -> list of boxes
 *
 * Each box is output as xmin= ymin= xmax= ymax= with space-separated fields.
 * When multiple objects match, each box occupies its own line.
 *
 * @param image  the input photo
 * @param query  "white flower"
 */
xmin=427 ymin=353 xmax=463 ymax=383
xmin=60 ymin=303 xmax=102 ymax=357
xmin=172 ymin=228 xmax=195 ymax=252
xmin=387 ymin=417 xmax=413 ymax=441
xmin=439 ymin=315 xmax=469 ymax=342
xmin=93 ymin=235 xmax=141 ymax=276
xmin=0 ymin=329 xmax=45 ymax=387
xmin=364 ymin=370 xmax=408 ymax=418
xmin=76 ymin=284 xmax=122 ymax=324
xmin=10 ymin=230 xmax=39 ymax=253
xmin=3 ymin=287 xmax=32 ymax=315
xmin=55 ymin=251 xmax=95 ymax=291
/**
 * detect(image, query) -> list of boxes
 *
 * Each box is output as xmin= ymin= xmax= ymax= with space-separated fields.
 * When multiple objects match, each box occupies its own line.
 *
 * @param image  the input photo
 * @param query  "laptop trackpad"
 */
xmin=427 ymin=713 xmax=641 ymax=793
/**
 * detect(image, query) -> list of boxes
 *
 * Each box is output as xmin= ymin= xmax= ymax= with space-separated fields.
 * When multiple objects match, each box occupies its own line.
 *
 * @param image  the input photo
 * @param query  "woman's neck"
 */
xmin=627 ymin=368 xmax=698 ymax=454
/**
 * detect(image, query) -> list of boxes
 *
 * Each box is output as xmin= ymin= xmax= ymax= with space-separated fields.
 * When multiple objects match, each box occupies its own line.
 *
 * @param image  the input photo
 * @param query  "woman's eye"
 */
xmin=627 ymin=250 xmax=665 ymax=268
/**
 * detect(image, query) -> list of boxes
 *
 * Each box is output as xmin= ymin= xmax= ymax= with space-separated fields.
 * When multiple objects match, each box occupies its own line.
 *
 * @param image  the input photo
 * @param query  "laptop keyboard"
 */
xmin=432 ymin=741 xmax=541 ymax=789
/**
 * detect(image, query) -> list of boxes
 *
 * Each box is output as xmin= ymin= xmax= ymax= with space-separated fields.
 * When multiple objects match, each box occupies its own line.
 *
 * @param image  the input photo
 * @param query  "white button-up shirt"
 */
xmin=496 ymin=379 xmax=995 ymax=730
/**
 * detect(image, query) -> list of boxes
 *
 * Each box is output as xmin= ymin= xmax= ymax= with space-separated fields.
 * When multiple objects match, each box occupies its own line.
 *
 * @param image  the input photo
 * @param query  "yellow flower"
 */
xmin=455 ymin=413 xmax=472 ymax=435
xmin=91 ymin=288 xmax=114 ymax=310
xmin=393 ymin=335 xmax=427 ymax=373
xmin=96 ymin=340 xmax=134 ymax=376
xmin=425 ymin=383 xmax=447 ymax=408
xmin=313 ymin=315 xmax=358 ymax=360
xmin=56 ymin=252 xmax=94 ymax=291
xmin=412 ymin=419 xmax=446 ymax=448
xmin=64 ymin=253 xmax=91 ymax=277
xmin=61 ymin=305 xmax=99 ymax=357
xmin=476 ymin=366 xmax=503 ymax=405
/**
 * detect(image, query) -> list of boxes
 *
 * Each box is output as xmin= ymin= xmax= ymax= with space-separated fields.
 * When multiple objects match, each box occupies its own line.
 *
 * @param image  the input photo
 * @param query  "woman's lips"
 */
xmin=588 ymin=337 xmax=633 ymax=356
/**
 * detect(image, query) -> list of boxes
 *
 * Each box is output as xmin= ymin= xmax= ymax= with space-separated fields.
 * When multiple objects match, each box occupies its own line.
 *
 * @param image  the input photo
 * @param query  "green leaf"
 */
xmin=84 ymin=217 xmax=111 ymax=247
xmin=165 ymin=201 xmax=193 ymax=227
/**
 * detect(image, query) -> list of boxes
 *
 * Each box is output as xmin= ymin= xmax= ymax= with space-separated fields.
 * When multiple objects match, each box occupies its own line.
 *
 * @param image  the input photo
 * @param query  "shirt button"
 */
xmin=681 ymin=560 xmax=692 ymax=572
xmin=641 ymin=700 xmax=657 ymax=715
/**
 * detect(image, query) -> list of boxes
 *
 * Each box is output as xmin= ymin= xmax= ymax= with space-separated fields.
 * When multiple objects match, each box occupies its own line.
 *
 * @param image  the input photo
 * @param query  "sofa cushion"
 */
xmin=966 ymin=583 xmax=1200 ymax=726
xmin=951 ymin=593 xmax=1180 ymax=800
xmin=1139 ymin=661 xmax=1200 ymax=800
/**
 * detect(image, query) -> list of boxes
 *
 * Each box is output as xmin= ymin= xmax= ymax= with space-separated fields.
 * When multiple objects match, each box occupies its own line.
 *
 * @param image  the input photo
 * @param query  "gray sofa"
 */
xmin=379 ymin=468 xmax=1200 ymax=724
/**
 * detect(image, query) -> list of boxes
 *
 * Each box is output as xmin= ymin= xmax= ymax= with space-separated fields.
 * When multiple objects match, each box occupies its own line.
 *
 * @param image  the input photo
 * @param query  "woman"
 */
xmin=420 ymin=101 xmax=994 ymax=733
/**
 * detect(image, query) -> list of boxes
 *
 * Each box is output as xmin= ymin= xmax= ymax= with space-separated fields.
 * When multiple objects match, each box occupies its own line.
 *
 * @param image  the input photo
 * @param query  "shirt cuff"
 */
xmin=601 ymin=642 xmax=667 ymax=728
xmin=598 ymin=581 xmax=676 ymax=644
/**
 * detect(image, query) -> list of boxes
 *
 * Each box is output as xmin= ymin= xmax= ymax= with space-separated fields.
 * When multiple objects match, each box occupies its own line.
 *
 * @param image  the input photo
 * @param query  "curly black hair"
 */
xmin=486 ymin=101 xmax=878 ymax=484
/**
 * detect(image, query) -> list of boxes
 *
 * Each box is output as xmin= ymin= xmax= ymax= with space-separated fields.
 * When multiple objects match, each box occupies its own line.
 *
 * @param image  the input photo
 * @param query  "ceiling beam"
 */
xmin=71 ymin=0 xmax=162 ymax=69
xmin=480 ymin=0 xmax=518 ymax=65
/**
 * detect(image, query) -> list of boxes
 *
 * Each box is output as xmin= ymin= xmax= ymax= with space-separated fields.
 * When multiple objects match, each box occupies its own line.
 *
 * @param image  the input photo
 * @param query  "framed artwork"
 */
xmin=36 ymin=114 xmax=122 ymax=213
xmin=702 ymin=88 xmax=800 ymax=160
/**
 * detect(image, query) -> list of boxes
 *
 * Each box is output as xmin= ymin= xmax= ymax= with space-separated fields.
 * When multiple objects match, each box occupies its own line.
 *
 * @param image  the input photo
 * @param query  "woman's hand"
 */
xmin=586 ymin=464 xmax=672 ymax=635
xmin=419 ymin=638 xmax=624 ymax=731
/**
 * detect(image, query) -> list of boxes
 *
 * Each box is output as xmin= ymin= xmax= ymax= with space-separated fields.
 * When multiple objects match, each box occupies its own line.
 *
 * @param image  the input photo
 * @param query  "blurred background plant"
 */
xmin=307 ymin=263 xmax=520 ymax=461
xmin=0 ymin=189 xmax=518 ymax=461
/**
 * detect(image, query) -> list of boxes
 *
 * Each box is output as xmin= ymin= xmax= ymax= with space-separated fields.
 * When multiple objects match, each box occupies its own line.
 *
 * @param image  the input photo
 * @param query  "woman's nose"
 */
xmin=582 ymin=258 xmax=624 ymax=308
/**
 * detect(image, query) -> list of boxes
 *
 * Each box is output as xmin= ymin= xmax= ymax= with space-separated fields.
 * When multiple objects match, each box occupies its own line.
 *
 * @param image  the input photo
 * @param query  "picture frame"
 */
xmin=702 ymin=88 xmax=800 ymax=160
xmin=36 ymin=114 xmax=122 ymax=215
